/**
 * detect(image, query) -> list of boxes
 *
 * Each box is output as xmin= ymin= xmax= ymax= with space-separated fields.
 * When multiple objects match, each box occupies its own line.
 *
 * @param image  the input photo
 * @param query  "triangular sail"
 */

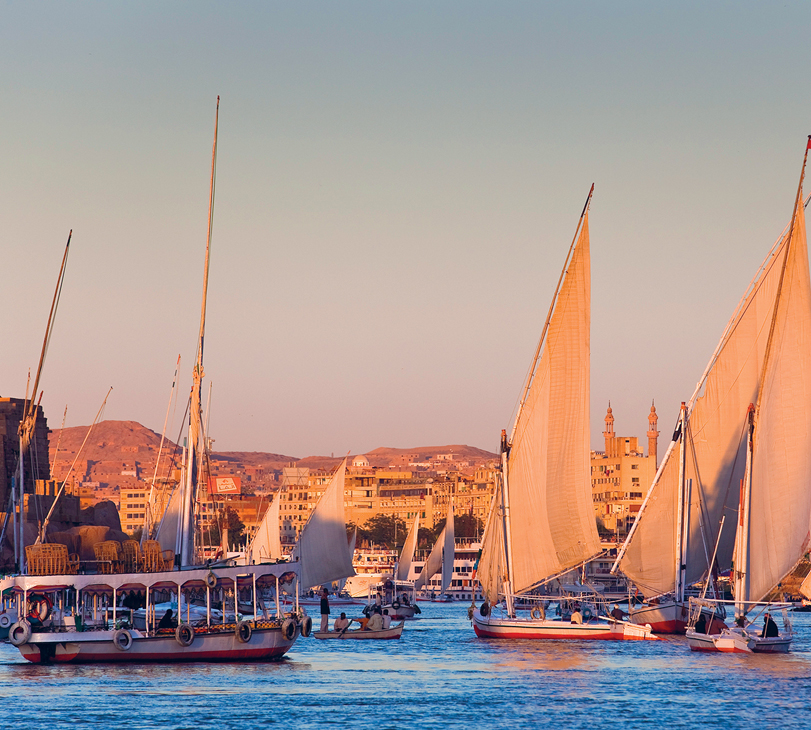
xmin=291 ymin=459 xmax=356 ymax=589
xmin=619 ymin=200 xmax=800 ymax=597
xmin=415 ymin=527 xmax=444 ymax=591
xmin=249 ymin=494 xmax=282 ymax=563
xmin=156 ymin=487 xmax=182 ymax=554
xmin=476 ymin=481 xmax=506 ymax=604
xmin=441 ymin=501 xmax=455 ymax=593
xmin=745 ymin=189 xmax=811 ymax=603
xmin=395 ymin=514 xmax=420 ymax=582
xmin=504 ymin=209 xmax=601 ymax=595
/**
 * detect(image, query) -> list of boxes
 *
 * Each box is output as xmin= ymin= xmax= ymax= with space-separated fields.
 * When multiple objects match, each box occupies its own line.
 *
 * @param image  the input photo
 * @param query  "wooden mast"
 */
xmin=181 ymin=97 xmax=219 ymax=567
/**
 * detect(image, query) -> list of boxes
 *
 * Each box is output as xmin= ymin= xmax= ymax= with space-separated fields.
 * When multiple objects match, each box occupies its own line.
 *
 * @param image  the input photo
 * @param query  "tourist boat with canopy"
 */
xmin=1 ymin=98 xmax=310 ymax=663
xmin=471 ymin=186 xmax=657 ymax=642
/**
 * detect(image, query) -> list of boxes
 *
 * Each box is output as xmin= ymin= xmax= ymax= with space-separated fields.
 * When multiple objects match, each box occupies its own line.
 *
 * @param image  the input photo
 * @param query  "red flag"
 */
xmin=807 ymin=136 xmax=811 ymax=150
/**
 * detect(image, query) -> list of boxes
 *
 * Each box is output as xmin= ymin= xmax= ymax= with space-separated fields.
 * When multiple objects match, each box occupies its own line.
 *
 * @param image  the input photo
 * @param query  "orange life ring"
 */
xmin=27 ymin=594 xmax=52 ymax=622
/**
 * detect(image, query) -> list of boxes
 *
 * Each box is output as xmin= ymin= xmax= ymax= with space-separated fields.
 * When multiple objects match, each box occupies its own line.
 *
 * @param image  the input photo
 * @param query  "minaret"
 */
xmin=647 ymin=401 xmax=659 ymax=467
xmin=603 ymin=402 xmax=615 ymax=456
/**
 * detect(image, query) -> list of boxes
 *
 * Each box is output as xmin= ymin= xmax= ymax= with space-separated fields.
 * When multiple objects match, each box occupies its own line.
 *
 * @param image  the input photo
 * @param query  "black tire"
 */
xmin=235 ymin=621 xmax=252 ymax=643
xmin=175 ymin=623 xmax=195 ymax=647
xmin=300 ymin=615 xmax=312 ymax=638
xmin=113 ymin=628 xmax=133 ymax=651
xmin=392 ymin=601 xmax=400 ymax=609
xmin=281 ymin=617 xmax=296 ymax=641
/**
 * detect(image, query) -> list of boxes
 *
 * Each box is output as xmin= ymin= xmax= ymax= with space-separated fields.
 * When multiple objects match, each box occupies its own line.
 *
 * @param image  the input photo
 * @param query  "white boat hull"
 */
xmin=471 ymin=611 xmax=658 ymax=641
xmin=14 ymin=624 xmax=297 ymax=665
xmin=686 ymin=628 xmax=754 ymax=653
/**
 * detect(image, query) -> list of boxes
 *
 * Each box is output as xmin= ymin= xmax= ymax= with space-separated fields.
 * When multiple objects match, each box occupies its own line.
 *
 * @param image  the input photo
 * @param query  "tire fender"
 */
xmin=175 ymin=623 xmax=195 ymax=647
xmin=300 ymin=615 xmax=312 ymax=638
xmin=235 ymin=620 xmax=252 ymax=643
xmin=281 ymin=617 xmax=296 ymax=641
xmin=9 ymin=620 xmax=32 ymax=646
xmin=113 ymin=628 xmax=133 ymax=651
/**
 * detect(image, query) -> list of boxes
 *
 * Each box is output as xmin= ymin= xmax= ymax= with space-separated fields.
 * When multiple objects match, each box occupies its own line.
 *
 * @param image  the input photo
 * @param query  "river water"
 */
xmin=1 ymin=604 xmax=809 ymax=729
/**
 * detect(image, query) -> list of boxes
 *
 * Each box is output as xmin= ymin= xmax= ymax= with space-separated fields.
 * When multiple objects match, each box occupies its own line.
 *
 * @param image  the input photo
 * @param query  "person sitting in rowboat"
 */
xmin=382 ymin=609 xmax=391 ymax=630
xmin=366 ymin=609 xmax=384 ymax=631
xmin=570 ymin=604 xmax=583 ymax=624
xmin=610 ymin=604 xmax=625 ymax=621
xmin=334 ymin=612 xmax=350 ymax=632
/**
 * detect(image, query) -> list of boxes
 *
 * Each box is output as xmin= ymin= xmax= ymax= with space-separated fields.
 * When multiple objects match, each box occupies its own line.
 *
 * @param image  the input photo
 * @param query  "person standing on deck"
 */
xmin=762 ymin=612 xmax=779 ymax=638
xmin=320 ymin=589 xmax=330 ymax=633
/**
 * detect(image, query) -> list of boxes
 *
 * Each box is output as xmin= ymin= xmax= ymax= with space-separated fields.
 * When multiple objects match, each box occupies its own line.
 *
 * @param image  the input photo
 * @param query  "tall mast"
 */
xmin=673 ymin=402 xmax=688 ymax=602
xmin=181 ymin=97 xmax=219 ymax=567
xmin=16 ymin=231 xmax=71 ymax=572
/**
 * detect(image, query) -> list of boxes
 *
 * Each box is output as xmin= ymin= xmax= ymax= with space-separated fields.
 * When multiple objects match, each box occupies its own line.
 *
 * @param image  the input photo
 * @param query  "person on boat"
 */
xmin=401 ymin=592 xmax=410 ymax=606
xmin=334 ymin=612 xmax=351 ymax=632
xmin=762 ymin=612 xmax=779 ymax=638
xmin=374 ymin=592 xmax=382 ymax=608
xmin=382 ymin=609 xmax=392 ymax=630
xmin=366 ymin=609 xmax=384 ymax=632
xmin=158 ymin=609 xmax=176 ymax=630
xmin=320 ymin=588 xmax=330 ymax=633
xmin=707 ymin=616 xmax=727 ymax=634
xmin=610 ymin=604 xmax=625 ymax=621
xmin=570 ymin=604 xmax=583 ymax=624
xmin=694 ymin=613 xmax=708 ymax=634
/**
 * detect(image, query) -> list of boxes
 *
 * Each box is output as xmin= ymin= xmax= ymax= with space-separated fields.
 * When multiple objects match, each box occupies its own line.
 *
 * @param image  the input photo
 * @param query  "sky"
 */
xmin=1 ymin=1 xmax=809 ymax=457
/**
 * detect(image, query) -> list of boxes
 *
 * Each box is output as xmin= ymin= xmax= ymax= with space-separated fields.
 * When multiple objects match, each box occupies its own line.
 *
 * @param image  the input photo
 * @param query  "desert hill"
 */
xmin=48 ymin=420 xmax=498 ymax=486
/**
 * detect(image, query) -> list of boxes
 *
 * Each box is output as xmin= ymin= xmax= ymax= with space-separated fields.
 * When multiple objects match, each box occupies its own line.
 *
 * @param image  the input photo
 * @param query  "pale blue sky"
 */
xmin=1 ymin=1 xmax=809 ymax=456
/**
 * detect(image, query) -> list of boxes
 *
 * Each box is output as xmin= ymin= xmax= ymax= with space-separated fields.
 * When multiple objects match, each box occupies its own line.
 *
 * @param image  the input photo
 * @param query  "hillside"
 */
xmin=48 ymin=420 xmax=498 ymax=486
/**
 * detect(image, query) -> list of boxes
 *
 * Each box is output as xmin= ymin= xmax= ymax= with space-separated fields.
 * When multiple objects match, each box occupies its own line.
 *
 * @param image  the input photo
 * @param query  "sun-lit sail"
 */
xmin=291 ymin=459 xmax=355 ymax=589
xmin=250 ymin=494 xmax=282 ymax=563
xmin=395 ymin=513 xmax=420 ymax=582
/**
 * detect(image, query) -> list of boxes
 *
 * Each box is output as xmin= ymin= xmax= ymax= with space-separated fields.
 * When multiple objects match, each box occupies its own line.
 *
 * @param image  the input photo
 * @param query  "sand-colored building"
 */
xmin=591 ymin=403 xmax=659 ymax=538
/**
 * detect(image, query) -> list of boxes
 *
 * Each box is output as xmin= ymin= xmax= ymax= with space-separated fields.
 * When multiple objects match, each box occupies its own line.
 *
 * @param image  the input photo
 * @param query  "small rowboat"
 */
xmin=312 ymin=621 xmax=404 ymax=640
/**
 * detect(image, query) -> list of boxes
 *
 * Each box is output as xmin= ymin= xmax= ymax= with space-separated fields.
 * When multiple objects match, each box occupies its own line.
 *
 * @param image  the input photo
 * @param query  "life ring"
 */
xmin=479 ymin=602 xmax=490 ymax=617
xmin=175 ymin=623 xmax=195 ymax=647
xmin=8 ymin=620 xmax=32 ymax=646
xmin=300 ymin=615 xmax=312 ymax=638
xmin=392 ymin=601 xmax=401 ymax=610
xmin=205 ymin=572 xmax=217 ymax=589
xmin=582 ymin=608 xmax=593 ymax=621
xmin=281 ymin=617 xmax=296 ymax=641
xmin=27 ymin=594 xmax=52 ymax=623
xmin=113 ymin=628 xmax=133 ymax=651
xmin=235 ymin=621 xmax=252 ymax=643
xmin=530 ymin=607 xmax=543 ymax=620
xmin=0 ymin=613 xmax=12 ymax=629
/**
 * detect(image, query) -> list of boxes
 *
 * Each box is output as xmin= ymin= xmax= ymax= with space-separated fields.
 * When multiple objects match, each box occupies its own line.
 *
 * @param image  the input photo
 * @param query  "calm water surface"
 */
xmin=2 ymin=605 xmax=810 ymax=729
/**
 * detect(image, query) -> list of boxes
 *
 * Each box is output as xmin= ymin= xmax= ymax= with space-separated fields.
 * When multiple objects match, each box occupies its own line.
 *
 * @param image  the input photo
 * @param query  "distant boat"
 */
xmin=471 ymin=186 xmax=657 ymax=642
xmin=312 ymin=621 xmax=404 ymax=640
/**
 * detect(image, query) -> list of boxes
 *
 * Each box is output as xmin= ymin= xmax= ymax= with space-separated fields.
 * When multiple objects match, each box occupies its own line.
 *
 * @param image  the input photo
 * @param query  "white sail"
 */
xmin=156 ymin=487 xmax=182 ymax=554
xmin=395 ymin=514 xmax=420 ymax=582
xmin=504 ymin=209 xmax=601 ymax=595
xmin=415 ymin=527 xmax=444 ymax=591
xmin=249 ymin=494 xmax=282 ymax=563
xmin=476 ymin=482 xmax=506 ymax=605
xmin=745 ymin=192 xmax=811 ymax=603
xmin=619 ymin=199 xmax=800 ymax=597
xmin=291 ymin=459 xmax=356 ymax=589
xmin=441 ymin=501 xmax=455 ymax=593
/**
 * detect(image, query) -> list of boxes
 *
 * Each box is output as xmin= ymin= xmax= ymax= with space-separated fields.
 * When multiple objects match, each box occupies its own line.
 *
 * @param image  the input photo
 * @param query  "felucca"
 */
xmin=2 ymin=98 xmax=309 ymax=664
xmin=616 ymin=138 xmax=811 ymax=650
xmin=471 ymin=187 xmax=657 ymax=641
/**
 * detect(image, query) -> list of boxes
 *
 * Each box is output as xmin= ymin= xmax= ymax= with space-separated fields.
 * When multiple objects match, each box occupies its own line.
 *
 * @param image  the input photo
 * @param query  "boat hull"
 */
xmin=628 ymin=601 xmax=688 ymax=634
xmin=471 ymin=611 xmax=658 ymax=641
xmin=686 ymin=628 xmax=754 ymax=653
xmin=15 ymin=625 xmax=297 ymax=664
xmin=312 ymin=622 xmax=403 ymax=640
